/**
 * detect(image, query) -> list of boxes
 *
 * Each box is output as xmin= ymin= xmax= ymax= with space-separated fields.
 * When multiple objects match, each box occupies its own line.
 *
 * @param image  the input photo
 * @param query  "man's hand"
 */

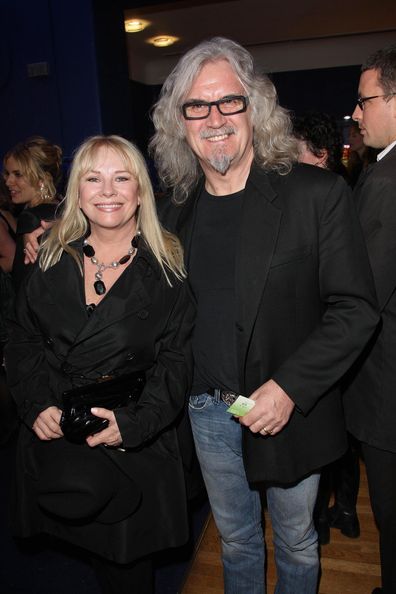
xmin=23 ymin=220 xmax=54 ymax=264
xmin=86 ymin=408 xmax=123 ymax=448
xmin=33 ymin=406 xmax=63 ymax=440
xmin=239 ymin=379 xmax=295 ymax=436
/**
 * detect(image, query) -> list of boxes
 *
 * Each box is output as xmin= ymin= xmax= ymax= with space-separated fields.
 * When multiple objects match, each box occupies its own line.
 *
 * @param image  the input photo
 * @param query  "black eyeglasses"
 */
xmin=356 ymin=92 xmax=396 ymax=110
xmin=181 ymin=95 xmax=249 ymax=120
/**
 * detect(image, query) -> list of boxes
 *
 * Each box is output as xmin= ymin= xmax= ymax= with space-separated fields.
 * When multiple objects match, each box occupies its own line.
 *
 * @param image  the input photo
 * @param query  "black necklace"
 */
xmin=83 ymin=234 xmax=139 ymax=296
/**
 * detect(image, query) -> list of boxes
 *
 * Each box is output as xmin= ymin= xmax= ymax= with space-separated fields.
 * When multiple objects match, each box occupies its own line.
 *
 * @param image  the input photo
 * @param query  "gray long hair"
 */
xmin=149 ymin=37 xmax=298 ymax=203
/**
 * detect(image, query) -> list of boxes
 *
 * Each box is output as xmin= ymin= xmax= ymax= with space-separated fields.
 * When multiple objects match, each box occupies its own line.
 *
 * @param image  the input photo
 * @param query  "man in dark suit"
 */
xmin=343 ymin=44 xmax=396 ymax=594
xmin=151 ymin=37 xmax=379 ymax=594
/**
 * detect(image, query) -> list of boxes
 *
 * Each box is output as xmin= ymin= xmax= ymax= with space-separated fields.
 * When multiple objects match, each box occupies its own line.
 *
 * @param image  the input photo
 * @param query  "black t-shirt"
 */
xmin=189 ymin=187 xmax=243 ymax=395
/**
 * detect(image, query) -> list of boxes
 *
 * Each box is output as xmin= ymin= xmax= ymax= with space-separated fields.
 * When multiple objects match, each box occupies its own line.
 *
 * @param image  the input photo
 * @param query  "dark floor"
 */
xmin=0 ymin=433 xmax=208 ymax=594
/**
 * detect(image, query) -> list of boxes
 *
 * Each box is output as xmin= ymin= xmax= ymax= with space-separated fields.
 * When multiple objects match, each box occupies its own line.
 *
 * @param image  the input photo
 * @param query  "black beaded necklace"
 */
xmin=83 ymin=234 xmax=139 ymax=296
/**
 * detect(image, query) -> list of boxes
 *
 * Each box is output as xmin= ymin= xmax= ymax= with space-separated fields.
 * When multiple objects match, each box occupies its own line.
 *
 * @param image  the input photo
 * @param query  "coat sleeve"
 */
xmin=114 ymin=281 xmax=195 ymax=448
xmin=272 ymin=176 xmax=379 ymax=414
xmin=5 ymin=272 xmax=59 ymax=427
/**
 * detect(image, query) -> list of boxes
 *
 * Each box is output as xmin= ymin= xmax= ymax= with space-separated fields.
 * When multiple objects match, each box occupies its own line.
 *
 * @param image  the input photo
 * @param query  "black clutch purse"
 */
xmin=60 ymin=371 xmax=146 ymax=444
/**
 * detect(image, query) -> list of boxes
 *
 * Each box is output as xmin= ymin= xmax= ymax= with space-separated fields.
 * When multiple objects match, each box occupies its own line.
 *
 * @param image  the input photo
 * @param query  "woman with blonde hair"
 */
xmin=5 ymin=135 xmax=194 ymax=593
xmin=3 ymin=135 xmax=62 ymax=289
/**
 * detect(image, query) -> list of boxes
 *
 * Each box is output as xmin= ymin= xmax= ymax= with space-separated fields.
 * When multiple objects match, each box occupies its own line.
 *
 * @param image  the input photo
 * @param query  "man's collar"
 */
xmin=377 ymin=140 xmax=396 ymax=161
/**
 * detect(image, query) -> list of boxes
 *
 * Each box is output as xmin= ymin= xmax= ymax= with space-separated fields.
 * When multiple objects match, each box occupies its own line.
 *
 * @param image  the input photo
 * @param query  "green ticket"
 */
xmin=227 ymin=395 xmax=255 ymax=416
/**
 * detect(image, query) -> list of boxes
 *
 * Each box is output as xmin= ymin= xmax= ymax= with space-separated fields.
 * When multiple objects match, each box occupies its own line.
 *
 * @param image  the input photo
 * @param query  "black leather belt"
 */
xmin=207 ymin=388 xmax=241 ymax=406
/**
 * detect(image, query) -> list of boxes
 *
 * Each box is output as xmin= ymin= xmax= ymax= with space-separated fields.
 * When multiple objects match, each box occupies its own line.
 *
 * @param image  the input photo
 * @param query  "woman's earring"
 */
xmin=39 ymin=182 xmax=50 ymax=201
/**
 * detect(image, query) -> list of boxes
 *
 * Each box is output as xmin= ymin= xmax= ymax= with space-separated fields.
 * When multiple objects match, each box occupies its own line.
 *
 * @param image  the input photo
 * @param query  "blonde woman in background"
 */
xmin=3 ymin=136 xmax=62 ymax=290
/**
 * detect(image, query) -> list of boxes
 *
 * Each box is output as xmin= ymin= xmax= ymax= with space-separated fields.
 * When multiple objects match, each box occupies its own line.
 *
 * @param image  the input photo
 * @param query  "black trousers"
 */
xmin=91 ymin=555 xmax=154 ymax=594
xmin=315 ymin=433 xmax=360 ymax=518
xmin=362 ymin=442 xmax=396 ymax=594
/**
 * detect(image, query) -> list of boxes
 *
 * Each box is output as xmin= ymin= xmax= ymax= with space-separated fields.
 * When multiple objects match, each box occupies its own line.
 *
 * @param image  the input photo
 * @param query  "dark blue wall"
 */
xmin=271 ymin=65 xmax=361 ymax=118
xmin=0 ymin=0 xmax=101 ymax=159
xmin=0 ymin=0 xmax=131 ymax=162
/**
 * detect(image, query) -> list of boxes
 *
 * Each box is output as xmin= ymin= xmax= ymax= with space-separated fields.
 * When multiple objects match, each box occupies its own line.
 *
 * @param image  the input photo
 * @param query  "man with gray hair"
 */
xmin=150 ymin=37 xmax=378 ymax=593
xmin=343 ymin=44 xmax=396 ymax=594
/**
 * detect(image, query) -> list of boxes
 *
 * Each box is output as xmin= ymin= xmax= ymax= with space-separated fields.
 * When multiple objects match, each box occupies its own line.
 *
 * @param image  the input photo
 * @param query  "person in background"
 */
xmin=150 ymin=37 xmax=378 ymax=594
xmin=293 ymin=111 xmax=349 ymax=179
xmin=3 ymin=136 xmax=62 ymax=290
xmin=293 ymin=111 xmax=362 ymax=545
xmin=5 ymin=134 xmax=194 ymax=594
xmin=0 ymin=177 xmax=17 ymax=445
xmin=348 ymin=119 xmax=365 ymax=156
xmin=347 ymin=120 xmax=378 ymax=187
xmin=343 ymin=44 xmax=396 ymax=594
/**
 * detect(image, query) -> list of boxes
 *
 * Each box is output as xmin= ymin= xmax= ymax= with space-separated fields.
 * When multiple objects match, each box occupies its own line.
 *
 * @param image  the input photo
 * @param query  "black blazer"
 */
xmin=344 ymin=146 xmax=396 ymax=453
xmin=160 ymin=163 xmax=379 ymax=484
xmin=5 ymin=240 xmax=195 ymax=563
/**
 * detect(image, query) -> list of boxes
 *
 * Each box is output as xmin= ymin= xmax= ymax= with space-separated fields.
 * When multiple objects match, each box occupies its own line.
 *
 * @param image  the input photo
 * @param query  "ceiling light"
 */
xmin=343 ymin=115 xmax=351 ymax=120
xmin=149 ymin=36 xmax=179 ymax=48
xmin=124 ymin=19 xmax=150 ymax=33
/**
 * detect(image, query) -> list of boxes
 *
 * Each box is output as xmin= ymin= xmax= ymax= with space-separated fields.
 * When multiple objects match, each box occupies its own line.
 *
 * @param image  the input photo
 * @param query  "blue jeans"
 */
xmin=189 ymin=391 xmax=320 ymax=594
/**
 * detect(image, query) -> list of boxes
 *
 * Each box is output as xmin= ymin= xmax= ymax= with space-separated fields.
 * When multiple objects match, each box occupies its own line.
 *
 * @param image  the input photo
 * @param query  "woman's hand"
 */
xmin=86 ymin=408 xmax=122 ymax=448
xmin=33 ymin=406 xmax=63 ymax=440
xmin=23 ymin=220 xmax=54 ymax=264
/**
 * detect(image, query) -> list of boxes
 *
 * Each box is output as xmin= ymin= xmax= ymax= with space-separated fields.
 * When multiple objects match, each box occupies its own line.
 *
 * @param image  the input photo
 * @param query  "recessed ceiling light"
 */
xmin=125 ymin=19 xmax=150 ymax=33
xmin=343 ymin=115 xmax=351 ymax=120
xmin=149 ymin=36 xmax=179 ymax=48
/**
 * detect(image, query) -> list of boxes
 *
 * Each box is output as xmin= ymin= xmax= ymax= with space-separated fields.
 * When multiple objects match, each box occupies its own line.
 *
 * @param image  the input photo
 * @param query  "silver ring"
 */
xmin=260 ymin=427 xmax=269 ymax=435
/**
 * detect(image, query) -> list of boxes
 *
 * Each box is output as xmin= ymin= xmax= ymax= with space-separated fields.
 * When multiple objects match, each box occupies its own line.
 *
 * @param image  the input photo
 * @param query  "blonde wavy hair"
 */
xmin=39 ymin=135 xmax=185 ymax=285
xmin=3 ymin=136 xmax=62 ymax=206
xmin=150 ymin=37 xmax=298 ymax=204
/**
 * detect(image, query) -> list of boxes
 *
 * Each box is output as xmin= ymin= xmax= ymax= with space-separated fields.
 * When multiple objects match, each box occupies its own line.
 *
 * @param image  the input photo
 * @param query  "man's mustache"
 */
xmin=200 ymin=126 xmax=236 ymax=139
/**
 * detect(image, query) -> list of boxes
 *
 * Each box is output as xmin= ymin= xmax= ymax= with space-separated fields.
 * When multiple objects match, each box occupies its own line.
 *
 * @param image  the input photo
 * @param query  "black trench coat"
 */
xmin=5 ymin=240 xmax=195 ymax=563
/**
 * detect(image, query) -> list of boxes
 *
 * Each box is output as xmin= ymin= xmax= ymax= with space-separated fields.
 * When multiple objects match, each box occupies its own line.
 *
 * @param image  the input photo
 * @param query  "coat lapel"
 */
xmin=72 ymin=255 xmax=153 ymax=346
xmin=43 ymin=253 xmax=87 ymax=343
xmin=42 ymin=247 xmax=152 ymax=347
xmin=353 ymin=162 xmax=375 ymax=208
xmin=175 ymin=178 xmax=205 ymax=269
xmin=235 ymin=167 xmax=281 ymax=370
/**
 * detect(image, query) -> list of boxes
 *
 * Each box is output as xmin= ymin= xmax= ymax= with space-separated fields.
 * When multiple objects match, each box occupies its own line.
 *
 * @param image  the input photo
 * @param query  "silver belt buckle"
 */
xmin=220 ymin=391 xmax=240 ymax=406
